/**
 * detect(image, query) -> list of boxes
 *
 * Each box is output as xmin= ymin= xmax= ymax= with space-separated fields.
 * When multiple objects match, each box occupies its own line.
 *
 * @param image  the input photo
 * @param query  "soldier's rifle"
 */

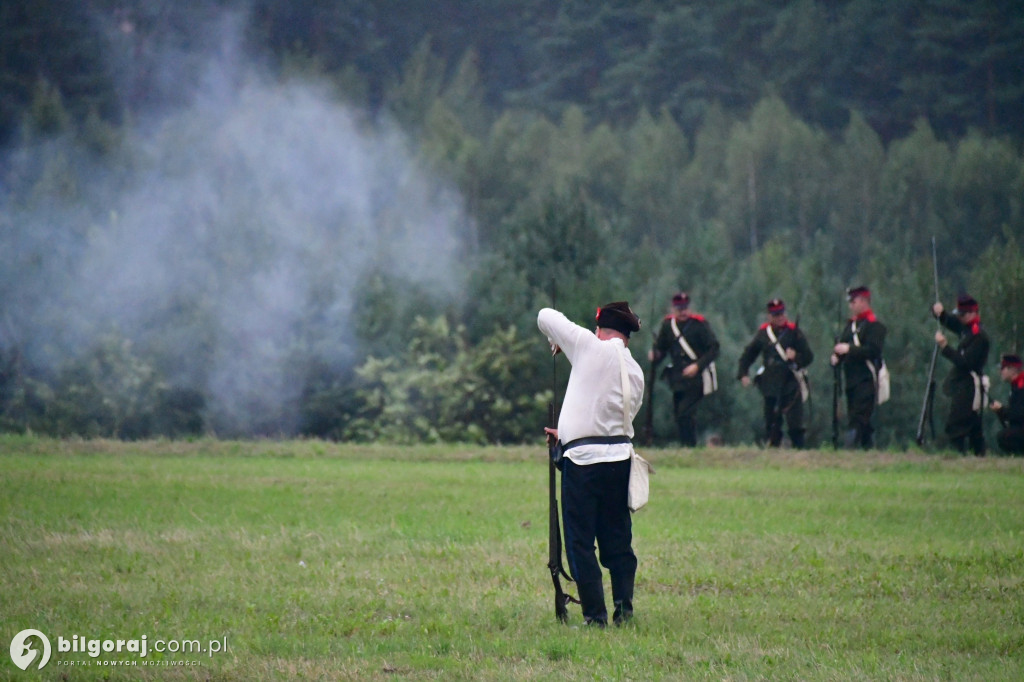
xmin=832 ymin=308 xmax=843 ymax=449
xmin=915 ymin=237 xmax=941 ymax=446
xmin=793 ymin=314 xmax=810 ymax=421
xmin=546 ymin=281 xmax=577 ymax=623
xmin=642 ymin=297 xmax=658 ymax=446
xmin=832 ymin=291 xmax=856 ymax=449
xmin=832 ymin=359 xmax=842 ymax=448
xmin=547 ymin=402 xmax=576 ymax=622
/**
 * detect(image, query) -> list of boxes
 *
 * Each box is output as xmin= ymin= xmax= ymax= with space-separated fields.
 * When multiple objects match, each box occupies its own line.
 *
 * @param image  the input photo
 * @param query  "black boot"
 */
xmin=611 ymin=572 xmax=634 ymax=626
xmin=576 ymin=580 xmax=607 ymax=627
xmin=858 ymin=425 xmax=874 ymax=450
xmin=613 ymin=600 xmax=633 ymax=626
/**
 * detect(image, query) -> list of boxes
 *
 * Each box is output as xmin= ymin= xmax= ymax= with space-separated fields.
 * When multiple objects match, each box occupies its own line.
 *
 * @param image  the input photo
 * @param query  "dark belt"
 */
xmin=550 ymin=435 xmax=631 ymax=471
xmin=561 ymin=435 xmax=632 ymax=451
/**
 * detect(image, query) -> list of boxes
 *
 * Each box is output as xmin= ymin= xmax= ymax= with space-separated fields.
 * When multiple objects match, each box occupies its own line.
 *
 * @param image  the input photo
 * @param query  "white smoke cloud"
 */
xmin=0 ymin=17 xmax=468 ymax=435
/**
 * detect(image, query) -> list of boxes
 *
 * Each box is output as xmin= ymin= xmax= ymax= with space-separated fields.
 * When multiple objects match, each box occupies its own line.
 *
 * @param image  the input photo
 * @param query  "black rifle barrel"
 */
xmin=832 ymin=347 xmax=842 ymax=448
xmin=833 ymin=295 xmax=845 ymax=449
xmin=546 ymin=280 xmax=574 ymax=622
xmin=642 ymin=355 xmax=656 ymax=446
xmin=916 ymin=237 xmax=941 ymax=445
xmin=915 ymin=345 xmax=939 ymax=445
xmin=547 ymin=403 xmax=569 ymax=622
xmin=642 ymin=294 xmax=658 ymax=446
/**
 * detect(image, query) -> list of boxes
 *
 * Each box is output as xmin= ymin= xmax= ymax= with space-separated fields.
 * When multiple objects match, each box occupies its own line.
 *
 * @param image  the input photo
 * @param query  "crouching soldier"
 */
xmin=989 ymin=354 xmax=1024 ymax=455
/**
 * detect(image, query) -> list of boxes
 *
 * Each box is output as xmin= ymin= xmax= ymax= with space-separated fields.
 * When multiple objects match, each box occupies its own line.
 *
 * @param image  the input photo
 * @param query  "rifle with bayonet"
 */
xmin=832 ymin=299 xmax=844 ymax=449
xmin=915 ymin=237 xmax=941 ymax=446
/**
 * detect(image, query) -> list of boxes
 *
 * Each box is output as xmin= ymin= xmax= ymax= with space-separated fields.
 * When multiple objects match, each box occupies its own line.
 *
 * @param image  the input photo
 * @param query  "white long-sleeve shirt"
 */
xmin=538 ymin=308 xmax=645 ymax=465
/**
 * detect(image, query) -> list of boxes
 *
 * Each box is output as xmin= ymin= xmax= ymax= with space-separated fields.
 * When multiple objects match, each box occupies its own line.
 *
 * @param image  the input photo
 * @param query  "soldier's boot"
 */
xmin=577 ymin=580 xmax=607 ymax=627
xmin=858 ymin=425 xmax=874 ymax=449
xmin=611 ymin=571 xmax=634 ymax=626
xmin=969 ymin=428 xmax=986 ymax=457
xmin=788 ymin=429 xmax=806 ymax=449
xmin=951 ymin=436 xmax=968 ymax=455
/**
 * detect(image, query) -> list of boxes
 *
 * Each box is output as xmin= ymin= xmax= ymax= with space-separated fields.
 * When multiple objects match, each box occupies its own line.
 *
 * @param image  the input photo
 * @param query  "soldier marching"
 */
xmin=618 ymin=286 xmax=1020 ymax=455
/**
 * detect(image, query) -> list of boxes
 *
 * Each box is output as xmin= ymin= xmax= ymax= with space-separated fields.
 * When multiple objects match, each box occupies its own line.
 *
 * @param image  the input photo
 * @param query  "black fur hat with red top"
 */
xmin=596 ymin=302 xmax=641 ymax=337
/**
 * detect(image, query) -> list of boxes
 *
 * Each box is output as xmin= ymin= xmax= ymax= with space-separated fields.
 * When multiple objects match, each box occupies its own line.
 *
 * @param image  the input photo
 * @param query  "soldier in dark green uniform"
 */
xmin=989 ymin=354 xmax=1024 ymax=455
xmin=738 ymin=299 xmax=814 ymax=448
xmin=932 ymin=294 xmax=990 ymax=456
xmin=831 ymin=286 xmax=887 ymax=449
xmin=649 ymin=292 xmax=720 ymax=447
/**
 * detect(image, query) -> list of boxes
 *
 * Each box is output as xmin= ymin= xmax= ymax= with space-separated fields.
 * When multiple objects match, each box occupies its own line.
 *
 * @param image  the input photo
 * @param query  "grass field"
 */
xmin=2 ymin=435 xmax=1023 ymax=680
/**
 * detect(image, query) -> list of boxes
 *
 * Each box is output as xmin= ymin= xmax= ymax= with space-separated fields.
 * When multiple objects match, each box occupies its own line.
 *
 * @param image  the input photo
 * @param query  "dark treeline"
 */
xmin=3 ymin=0 xmax=1024 ymax=146
xmin=0 ymin=1 xmax=1023 ymax=447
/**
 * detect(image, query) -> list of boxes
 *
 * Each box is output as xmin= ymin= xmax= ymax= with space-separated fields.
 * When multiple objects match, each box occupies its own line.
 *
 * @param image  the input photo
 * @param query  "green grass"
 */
xmin=2 ymin=435 xmax=1023 ymax=680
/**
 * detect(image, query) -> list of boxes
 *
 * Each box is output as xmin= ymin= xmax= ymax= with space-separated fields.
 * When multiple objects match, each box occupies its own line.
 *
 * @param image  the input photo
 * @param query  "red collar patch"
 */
xmin=853 ymin=309 xmax=877 ymax=323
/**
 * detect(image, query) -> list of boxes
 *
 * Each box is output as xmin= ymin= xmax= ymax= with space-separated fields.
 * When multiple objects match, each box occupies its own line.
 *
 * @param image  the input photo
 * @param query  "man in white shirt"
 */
xmin=538 ymin=301 xmax=644 ymax=627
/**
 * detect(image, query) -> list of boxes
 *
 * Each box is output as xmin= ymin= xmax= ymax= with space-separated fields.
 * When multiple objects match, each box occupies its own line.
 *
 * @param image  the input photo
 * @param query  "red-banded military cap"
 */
xmin=955 ymin=294 xmax=979 ymax=313
xmin=671 ymin=292 xmax=690 ymax=309
xmin=1001 ymin=353 xmax=1023 ymax=369
xmin=766 ymin=298 xmax=786 ymax=315
xmin=846 ymin=286 xmax=870 ymax=301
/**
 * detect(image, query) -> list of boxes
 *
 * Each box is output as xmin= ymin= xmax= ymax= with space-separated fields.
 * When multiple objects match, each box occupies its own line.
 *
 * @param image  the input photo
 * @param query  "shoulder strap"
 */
xmin=851 ymin=320 xmax=881 ymax=374
xmin=670 ymin=317 xmax=699 ymax=361
xmin=765 ymin=326 xmax=788 ymax=363
xmin=616 ymin=346 xmax=632 ymax=434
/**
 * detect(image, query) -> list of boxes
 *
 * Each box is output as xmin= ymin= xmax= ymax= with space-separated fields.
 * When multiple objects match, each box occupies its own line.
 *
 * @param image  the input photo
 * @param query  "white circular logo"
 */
xmin=9 ymin=629 xmax=51 ymax=670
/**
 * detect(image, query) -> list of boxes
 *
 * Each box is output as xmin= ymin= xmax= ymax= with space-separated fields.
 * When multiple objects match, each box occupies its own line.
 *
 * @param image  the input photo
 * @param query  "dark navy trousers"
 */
xmin=561 ymin=457 xmax=636 ymax=621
